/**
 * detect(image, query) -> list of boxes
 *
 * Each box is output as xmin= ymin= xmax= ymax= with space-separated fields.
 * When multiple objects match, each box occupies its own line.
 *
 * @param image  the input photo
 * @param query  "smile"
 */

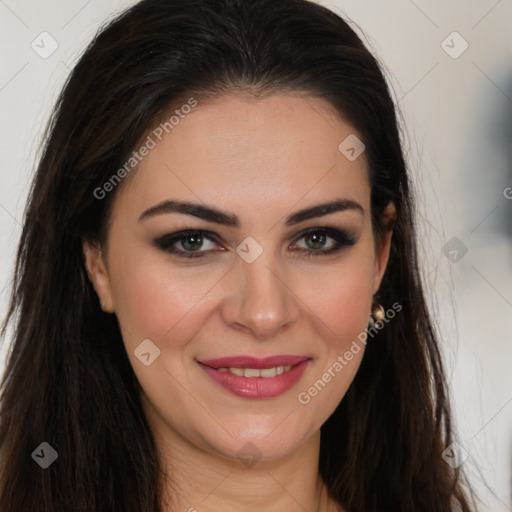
xmin=216 ymin=365 xmax=292 ymax=377
xmin=197 ymin=355 xmax=312 ymax=399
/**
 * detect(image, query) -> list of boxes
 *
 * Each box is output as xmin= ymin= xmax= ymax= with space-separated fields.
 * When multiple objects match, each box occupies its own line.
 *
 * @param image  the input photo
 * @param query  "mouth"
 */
xmin=197 ymin=355 xmax=312 ymax=399
xmin=215 ymin=365 xmax=294 ymax=377
xmin=199 ymin=355 xmax=311 ymax=369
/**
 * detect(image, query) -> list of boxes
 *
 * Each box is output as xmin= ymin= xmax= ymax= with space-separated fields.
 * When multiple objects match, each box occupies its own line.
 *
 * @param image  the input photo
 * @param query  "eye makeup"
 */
xmin=153 ymin=226 xmax=358 ymax=260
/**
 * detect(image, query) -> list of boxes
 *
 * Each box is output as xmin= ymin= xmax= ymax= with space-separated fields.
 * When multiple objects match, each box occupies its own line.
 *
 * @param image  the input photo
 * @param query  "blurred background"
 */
xmin=0 ymin=1 xmax=510 ymax=510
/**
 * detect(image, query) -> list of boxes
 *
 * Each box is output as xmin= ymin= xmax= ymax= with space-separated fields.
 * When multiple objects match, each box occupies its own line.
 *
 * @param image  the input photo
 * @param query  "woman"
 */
xmin=0 ymin=0 xmax=477 ymax=510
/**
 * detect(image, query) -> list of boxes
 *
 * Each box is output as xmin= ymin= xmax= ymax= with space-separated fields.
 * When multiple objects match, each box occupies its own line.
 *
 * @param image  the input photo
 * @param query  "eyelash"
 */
xmin=154 ymin=227 xmax=357 ymax=259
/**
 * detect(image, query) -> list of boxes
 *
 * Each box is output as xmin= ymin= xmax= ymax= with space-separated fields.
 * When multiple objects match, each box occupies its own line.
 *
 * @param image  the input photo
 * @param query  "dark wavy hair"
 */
xmin=0 ymin=0 xmax=477 ymax=510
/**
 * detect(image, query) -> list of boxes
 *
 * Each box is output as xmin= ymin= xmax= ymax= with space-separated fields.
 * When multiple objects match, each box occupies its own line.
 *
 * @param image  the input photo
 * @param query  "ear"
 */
xmin=372 ymin=202 xmax=397 ymax=294
xmin=82 ymin=238 xmax=114 ymax=313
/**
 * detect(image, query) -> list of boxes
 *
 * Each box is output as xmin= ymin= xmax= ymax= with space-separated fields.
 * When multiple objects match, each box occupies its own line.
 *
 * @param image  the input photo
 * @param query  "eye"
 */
xmin=291 ymin=227 xmax=356 ymax=257
xmin=154 ymin=230 xmax=222 ymax=258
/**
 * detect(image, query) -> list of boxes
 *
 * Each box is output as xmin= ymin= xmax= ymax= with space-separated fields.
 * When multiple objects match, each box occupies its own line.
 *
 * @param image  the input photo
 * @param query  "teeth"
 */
xmin=260 ymin=367 xmax=277 ymax=377
xmin=216 ymin=365 xmax=293 ymax=377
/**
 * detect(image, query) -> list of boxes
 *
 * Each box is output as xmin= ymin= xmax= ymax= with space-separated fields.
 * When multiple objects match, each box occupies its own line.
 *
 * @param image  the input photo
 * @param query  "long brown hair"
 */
xmin=0 ymin=0 xmax=477 ymax=510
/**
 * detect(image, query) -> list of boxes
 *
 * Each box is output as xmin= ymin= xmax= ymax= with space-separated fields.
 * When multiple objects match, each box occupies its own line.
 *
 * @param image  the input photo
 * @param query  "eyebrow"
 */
xmin=138 ymin=198 xmax=364 ymax=227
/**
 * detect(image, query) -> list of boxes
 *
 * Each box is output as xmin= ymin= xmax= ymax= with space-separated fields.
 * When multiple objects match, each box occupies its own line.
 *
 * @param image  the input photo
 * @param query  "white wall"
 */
xmin=1 ymin=1 xmax=510 ymax=509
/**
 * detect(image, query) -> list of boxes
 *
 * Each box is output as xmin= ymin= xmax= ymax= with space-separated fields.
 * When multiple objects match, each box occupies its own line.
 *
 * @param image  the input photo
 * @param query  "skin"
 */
xmin=83 ymin=92 xmax=396 ymax=512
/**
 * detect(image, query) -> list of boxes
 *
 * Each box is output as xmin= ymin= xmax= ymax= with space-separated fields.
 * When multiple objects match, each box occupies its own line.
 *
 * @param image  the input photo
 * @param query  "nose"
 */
xmin=221 ymin=250 xmax=299 ymax=340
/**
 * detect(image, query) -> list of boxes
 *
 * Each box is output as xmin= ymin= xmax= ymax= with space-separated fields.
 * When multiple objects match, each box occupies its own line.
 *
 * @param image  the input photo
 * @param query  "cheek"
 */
xmin=304 ymin=250 xmax=375 ymax=346
xmin=294 ymin=251 xmax=374 ymax=419
xmin=308 ymin=271 xmax=371 ymax=332
xmin=109 ymin=250 xmax=220 ymax=351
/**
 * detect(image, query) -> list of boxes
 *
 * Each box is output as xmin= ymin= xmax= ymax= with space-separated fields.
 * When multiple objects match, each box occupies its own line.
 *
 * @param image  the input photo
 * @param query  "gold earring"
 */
xmin=368 ymin=302 xmax=385 ymax=328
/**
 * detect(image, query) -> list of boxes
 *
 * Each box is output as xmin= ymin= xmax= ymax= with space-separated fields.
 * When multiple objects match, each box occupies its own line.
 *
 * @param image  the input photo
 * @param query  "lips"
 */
xmin=199 ymin=355 xmax=310 ymax=369
xmin=197 ymin=355 xmax=312 ymax=399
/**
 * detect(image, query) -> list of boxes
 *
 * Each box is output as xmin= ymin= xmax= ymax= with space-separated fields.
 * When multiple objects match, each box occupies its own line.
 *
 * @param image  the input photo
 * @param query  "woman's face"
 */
xmin=84 ymin=92 xmax=393 ymax=463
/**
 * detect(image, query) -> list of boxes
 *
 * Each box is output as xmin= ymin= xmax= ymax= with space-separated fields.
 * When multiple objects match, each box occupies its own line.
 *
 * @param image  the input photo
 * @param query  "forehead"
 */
xmin=113 ymin=92 xmax=370 ymax=220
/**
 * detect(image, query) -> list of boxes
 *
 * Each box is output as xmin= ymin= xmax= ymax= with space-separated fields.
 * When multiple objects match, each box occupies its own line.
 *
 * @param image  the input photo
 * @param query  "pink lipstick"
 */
xmin=197 ymin=355 xmax=311 ymax=399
